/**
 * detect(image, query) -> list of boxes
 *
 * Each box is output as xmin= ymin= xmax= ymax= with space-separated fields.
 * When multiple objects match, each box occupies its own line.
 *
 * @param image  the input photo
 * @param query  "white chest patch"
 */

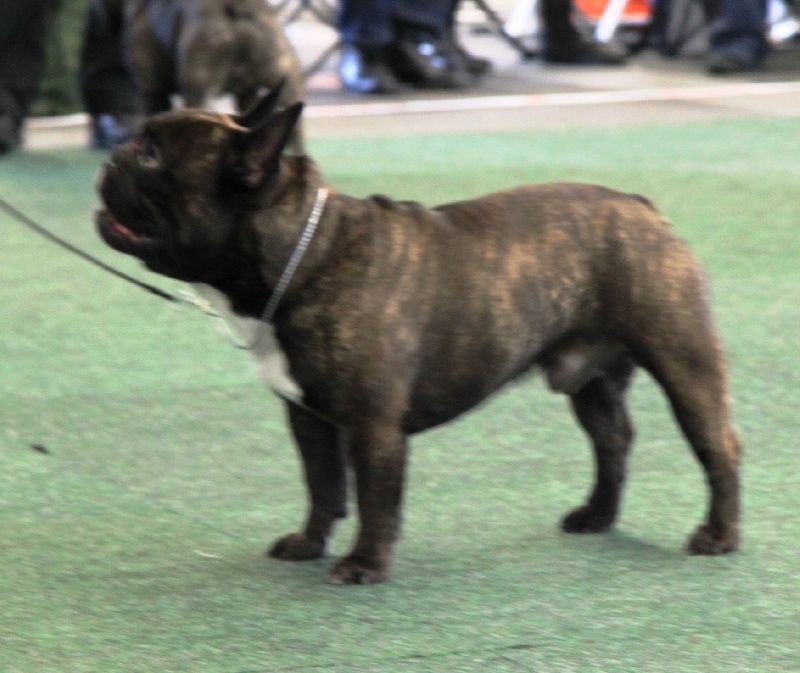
xmin=191 ymin=284 xmax=304 ymax=404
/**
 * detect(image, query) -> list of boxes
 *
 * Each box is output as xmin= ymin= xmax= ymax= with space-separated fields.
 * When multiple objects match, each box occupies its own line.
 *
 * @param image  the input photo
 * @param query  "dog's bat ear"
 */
xmin=238 ymin=79 xmax=288 ymax=129
xmin=231 ymin=101 xmax=304 ymax=189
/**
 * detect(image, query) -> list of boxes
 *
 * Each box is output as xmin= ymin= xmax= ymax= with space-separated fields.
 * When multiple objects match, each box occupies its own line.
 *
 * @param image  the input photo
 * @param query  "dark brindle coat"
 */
xmin=95 ymin=87 xmax=741 ymax=584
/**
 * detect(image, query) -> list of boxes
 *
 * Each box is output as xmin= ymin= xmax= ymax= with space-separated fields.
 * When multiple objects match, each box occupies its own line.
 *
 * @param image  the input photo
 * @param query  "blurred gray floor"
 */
xmin=24 ymin=7 xmax=800 ymax=149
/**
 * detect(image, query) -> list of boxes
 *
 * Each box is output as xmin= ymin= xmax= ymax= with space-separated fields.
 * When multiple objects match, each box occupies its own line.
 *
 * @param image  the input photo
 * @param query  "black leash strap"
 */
xmin=0 ymin=196 xmax=181 ymax=303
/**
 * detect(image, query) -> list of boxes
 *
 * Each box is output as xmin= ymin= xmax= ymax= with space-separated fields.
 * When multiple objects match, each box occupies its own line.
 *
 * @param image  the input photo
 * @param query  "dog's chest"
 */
xmin=191 ymin=284 xmax=303 ymax=404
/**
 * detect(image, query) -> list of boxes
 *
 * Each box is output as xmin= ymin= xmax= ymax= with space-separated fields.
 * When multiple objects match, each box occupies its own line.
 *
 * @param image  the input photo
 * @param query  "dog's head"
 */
xmin=95 ymin=82 xmax=303 ymax=282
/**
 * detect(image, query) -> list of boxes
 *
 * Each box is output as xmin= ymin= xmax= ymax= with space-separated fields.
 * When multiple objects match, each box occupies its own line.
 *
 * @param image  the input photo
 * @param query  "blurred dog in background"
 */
xmin=103 ymin=0 xmax=306 ymax=153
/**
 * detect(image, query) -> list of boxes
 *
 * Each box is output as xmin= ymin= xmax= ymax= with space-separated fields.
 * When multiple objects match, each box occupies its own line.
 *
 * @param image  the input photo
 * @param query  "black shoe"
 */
xmin=441 ymin=30 xmax=493 ymax=77
xmin=707 ymin=49 xmax=761 ymax=75
xmin=389 ymin=28 xmax=472 ymax=89
xmin=458 ymin=49 xmax=492 ymax=77
xmin=0 ymin=114 xmax=21 ymax=155
xmin=91 ymin=114 xmax=139 ymax=150
xmin=543 ymin=36 xmax=628 ymax=65
xmin=339 ymin=45 xmax=401 ymax=95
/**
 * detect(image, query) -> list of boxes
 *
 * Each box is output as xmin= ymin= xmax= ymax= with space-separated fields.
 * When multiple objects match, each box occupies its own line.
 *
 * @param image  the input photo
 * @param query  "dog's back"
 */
xmin=345 ymin=182 xmax=710 ymax=428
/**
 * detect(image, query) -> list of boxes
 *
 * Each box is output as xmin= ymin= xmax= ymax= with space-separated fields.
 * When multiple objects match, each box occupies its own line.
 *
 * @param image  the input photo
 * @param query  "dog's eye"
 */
xmin=138 ymin=144 xmax=162 ymax=170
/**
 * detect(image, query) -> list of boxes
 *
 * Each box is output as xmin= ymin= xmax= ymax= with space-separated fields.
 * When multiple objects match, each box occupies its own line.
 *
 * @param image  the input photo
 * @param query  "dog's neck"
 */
xmin=208 ymin=156 xmax=337 ymax=319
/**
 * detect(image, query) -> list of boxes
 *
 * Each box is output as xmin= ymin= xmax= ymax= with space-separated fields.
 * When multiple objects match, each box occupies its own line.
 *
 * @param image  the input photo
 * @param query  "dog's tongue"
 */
xmin=101 ymin=210 xmax=146 ymax=242
xmin=112 ymin=220 xmax=144 ymax=241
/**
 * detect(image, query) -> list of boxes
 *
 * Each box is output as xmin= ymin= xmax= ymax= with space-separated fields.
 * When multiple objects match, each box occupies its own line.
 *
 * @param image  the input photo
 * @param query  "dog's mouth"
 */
xmin=95 ymin=208 xmax=158 ymax=254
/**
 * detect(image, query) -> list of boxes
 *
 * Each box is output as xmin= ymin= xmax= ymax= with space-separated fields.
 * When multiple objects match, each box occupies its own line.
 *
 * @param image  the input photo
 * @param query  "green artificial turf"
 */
xmin=1 ymin=118 xmax=799 ymax=672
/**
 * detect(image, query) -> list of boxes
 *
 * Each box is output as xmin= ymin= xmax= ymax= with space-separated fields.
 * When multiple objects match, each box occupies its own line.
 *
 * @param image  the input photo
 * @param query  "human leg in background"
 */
xmin=79 ymin=0 xmax=142 ymax=149
xmin=441 ymin=0 xmax=494 ymax=77
xmin=706 ymin=0 xmax=769 ymax=74
xmin=0 ymin=0 xmax=54 ymax=154
xmin=540 ymin=0 xmax=628 ymax=64
xmin=337 ymin=0 xmax=474 ymax=94
xmin=338 ymin=0 xmax=401 ymax=93
xmin=389 ymin=0 xmax=472 ymax=88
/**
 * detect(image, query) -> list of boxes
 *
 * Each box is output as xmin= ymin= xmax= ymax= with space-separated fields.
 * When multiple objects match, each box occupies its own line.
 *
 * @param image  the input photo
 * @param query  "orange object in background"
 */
xmin=575 ymin=0 xmax=651 ymax=22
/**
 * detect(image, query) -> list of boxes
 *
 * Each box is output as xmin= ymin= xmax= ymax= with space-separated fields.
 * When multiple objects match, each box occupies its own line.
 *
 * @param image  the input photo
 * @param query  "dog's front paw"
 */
xmin=561 ymin=504 xmax=616 ymax=533
xmin=267 ymin=532 xmax=328 ymax=561
xmin=686 ymin=524 xmax=740 ymax=555
xmin=328 ymin=554 xmax=389 ymax=585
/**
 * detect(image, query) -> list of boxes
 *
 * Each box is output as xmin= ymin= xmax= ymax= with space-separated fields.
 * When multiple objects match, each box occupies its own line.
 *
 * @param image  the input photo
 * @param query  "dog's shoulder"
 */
xmin=331 ymin=192 xmax=439 ymax=229
xmin=368 ymin=194 xmax=432 ymax=218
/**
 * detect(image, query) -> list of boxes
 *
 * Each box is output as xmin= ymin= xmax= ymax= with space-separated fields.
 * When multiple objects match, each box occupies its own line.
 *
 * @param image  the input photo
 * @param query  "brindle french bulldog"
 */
xmin=95 ymin=85 xmax=741 ymax=585
xmin=116 ymin=0 xmax=305 ymax=152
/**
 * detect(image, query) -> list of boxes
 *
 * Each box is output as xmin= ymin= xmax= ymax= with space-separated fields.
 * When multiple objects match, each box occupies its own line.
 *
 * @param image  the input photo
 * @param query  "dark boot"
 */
xmin=441 ymin=27 xmax=492 ymax=77
xmin=389 ymin=25 xmax=471 ymax=89
xmin=0 ymin=88 xmax=24 ymax=154
xmin=0 ymin=113 xmax=21 ymax=154
xmin=90 ymin=114 xmax=140 ymax=150
xmin=339 ymin=45 xmax=402 ymax=95
xmin=541 ymin=0 xmax=628 ymax=64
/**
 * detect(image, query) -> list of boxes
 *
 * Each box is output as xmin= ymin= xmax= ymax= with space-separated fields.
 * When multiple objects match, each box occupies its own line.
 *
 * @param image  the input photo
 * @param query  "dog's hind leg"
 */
xmin=268 ymin=402 xmax=348 ymax=561
xmin=645 ymin=343 xmax=741 ymax=555
xmin=562 ymin=357 xmax=636 ymax=534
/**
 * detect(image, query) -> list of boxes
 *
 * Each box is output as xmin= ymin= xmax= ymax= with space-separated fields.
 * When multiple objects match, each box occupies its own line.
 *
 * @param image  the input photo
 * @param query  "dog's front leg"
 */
xmin=268 ymin=402 xmax=347 ymax=561
xmin=329 ymin=422 xmax=408 ymax=585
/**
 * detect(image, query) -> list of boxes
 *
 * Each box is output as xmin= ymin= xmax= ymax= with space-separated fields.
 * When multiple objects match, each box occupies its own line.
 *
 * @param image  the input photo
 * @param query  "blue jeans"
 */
xmin=338 ymin=0 xmax=455 ymax=47
xmin=708 ymin=0 xmax=769 ymax=64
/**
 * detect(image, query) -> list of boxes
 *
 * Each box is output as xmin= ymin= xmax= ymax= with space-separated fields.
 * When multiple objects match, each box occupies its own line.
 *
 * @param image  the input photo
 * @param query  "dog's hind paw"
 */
xmin=686 ymin=524 xmax=740 ymax=555
xmin=328 ymin=554 xmax=389 ymax=585
xmin=561 ymin=504 xmax=616 ymax=534
xmin=267 ymin=532 xmax=328 ymax=561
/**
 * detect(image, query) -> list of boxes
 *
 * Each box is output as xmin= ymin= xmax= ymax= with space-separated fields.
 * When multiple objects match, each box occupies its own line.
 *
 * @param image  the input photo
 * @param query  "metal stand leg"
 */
xmin=594 ymin=0 xmax=629 ymax=43
xmin=469 ymin=0 xmax=540 ymax=58
xmin=274 ymin=0 xmax=336 ymax=26
xmin=504 ymin=0 xmax=540 ymax=40
xmin=274 ymin=0 xmax=339 ymax=77
xmin=303 ymin=40 xmax=342 ymax=76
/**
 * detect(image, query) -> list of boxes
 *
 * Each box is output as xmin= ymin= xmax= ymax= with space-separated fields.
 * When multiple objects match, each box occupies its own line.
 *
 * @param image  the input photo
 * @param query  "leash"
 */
xmin=1 ymin=188 xmax=330 ymax=336
xmin=0 ymin=196 xmax=183 ymax=304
